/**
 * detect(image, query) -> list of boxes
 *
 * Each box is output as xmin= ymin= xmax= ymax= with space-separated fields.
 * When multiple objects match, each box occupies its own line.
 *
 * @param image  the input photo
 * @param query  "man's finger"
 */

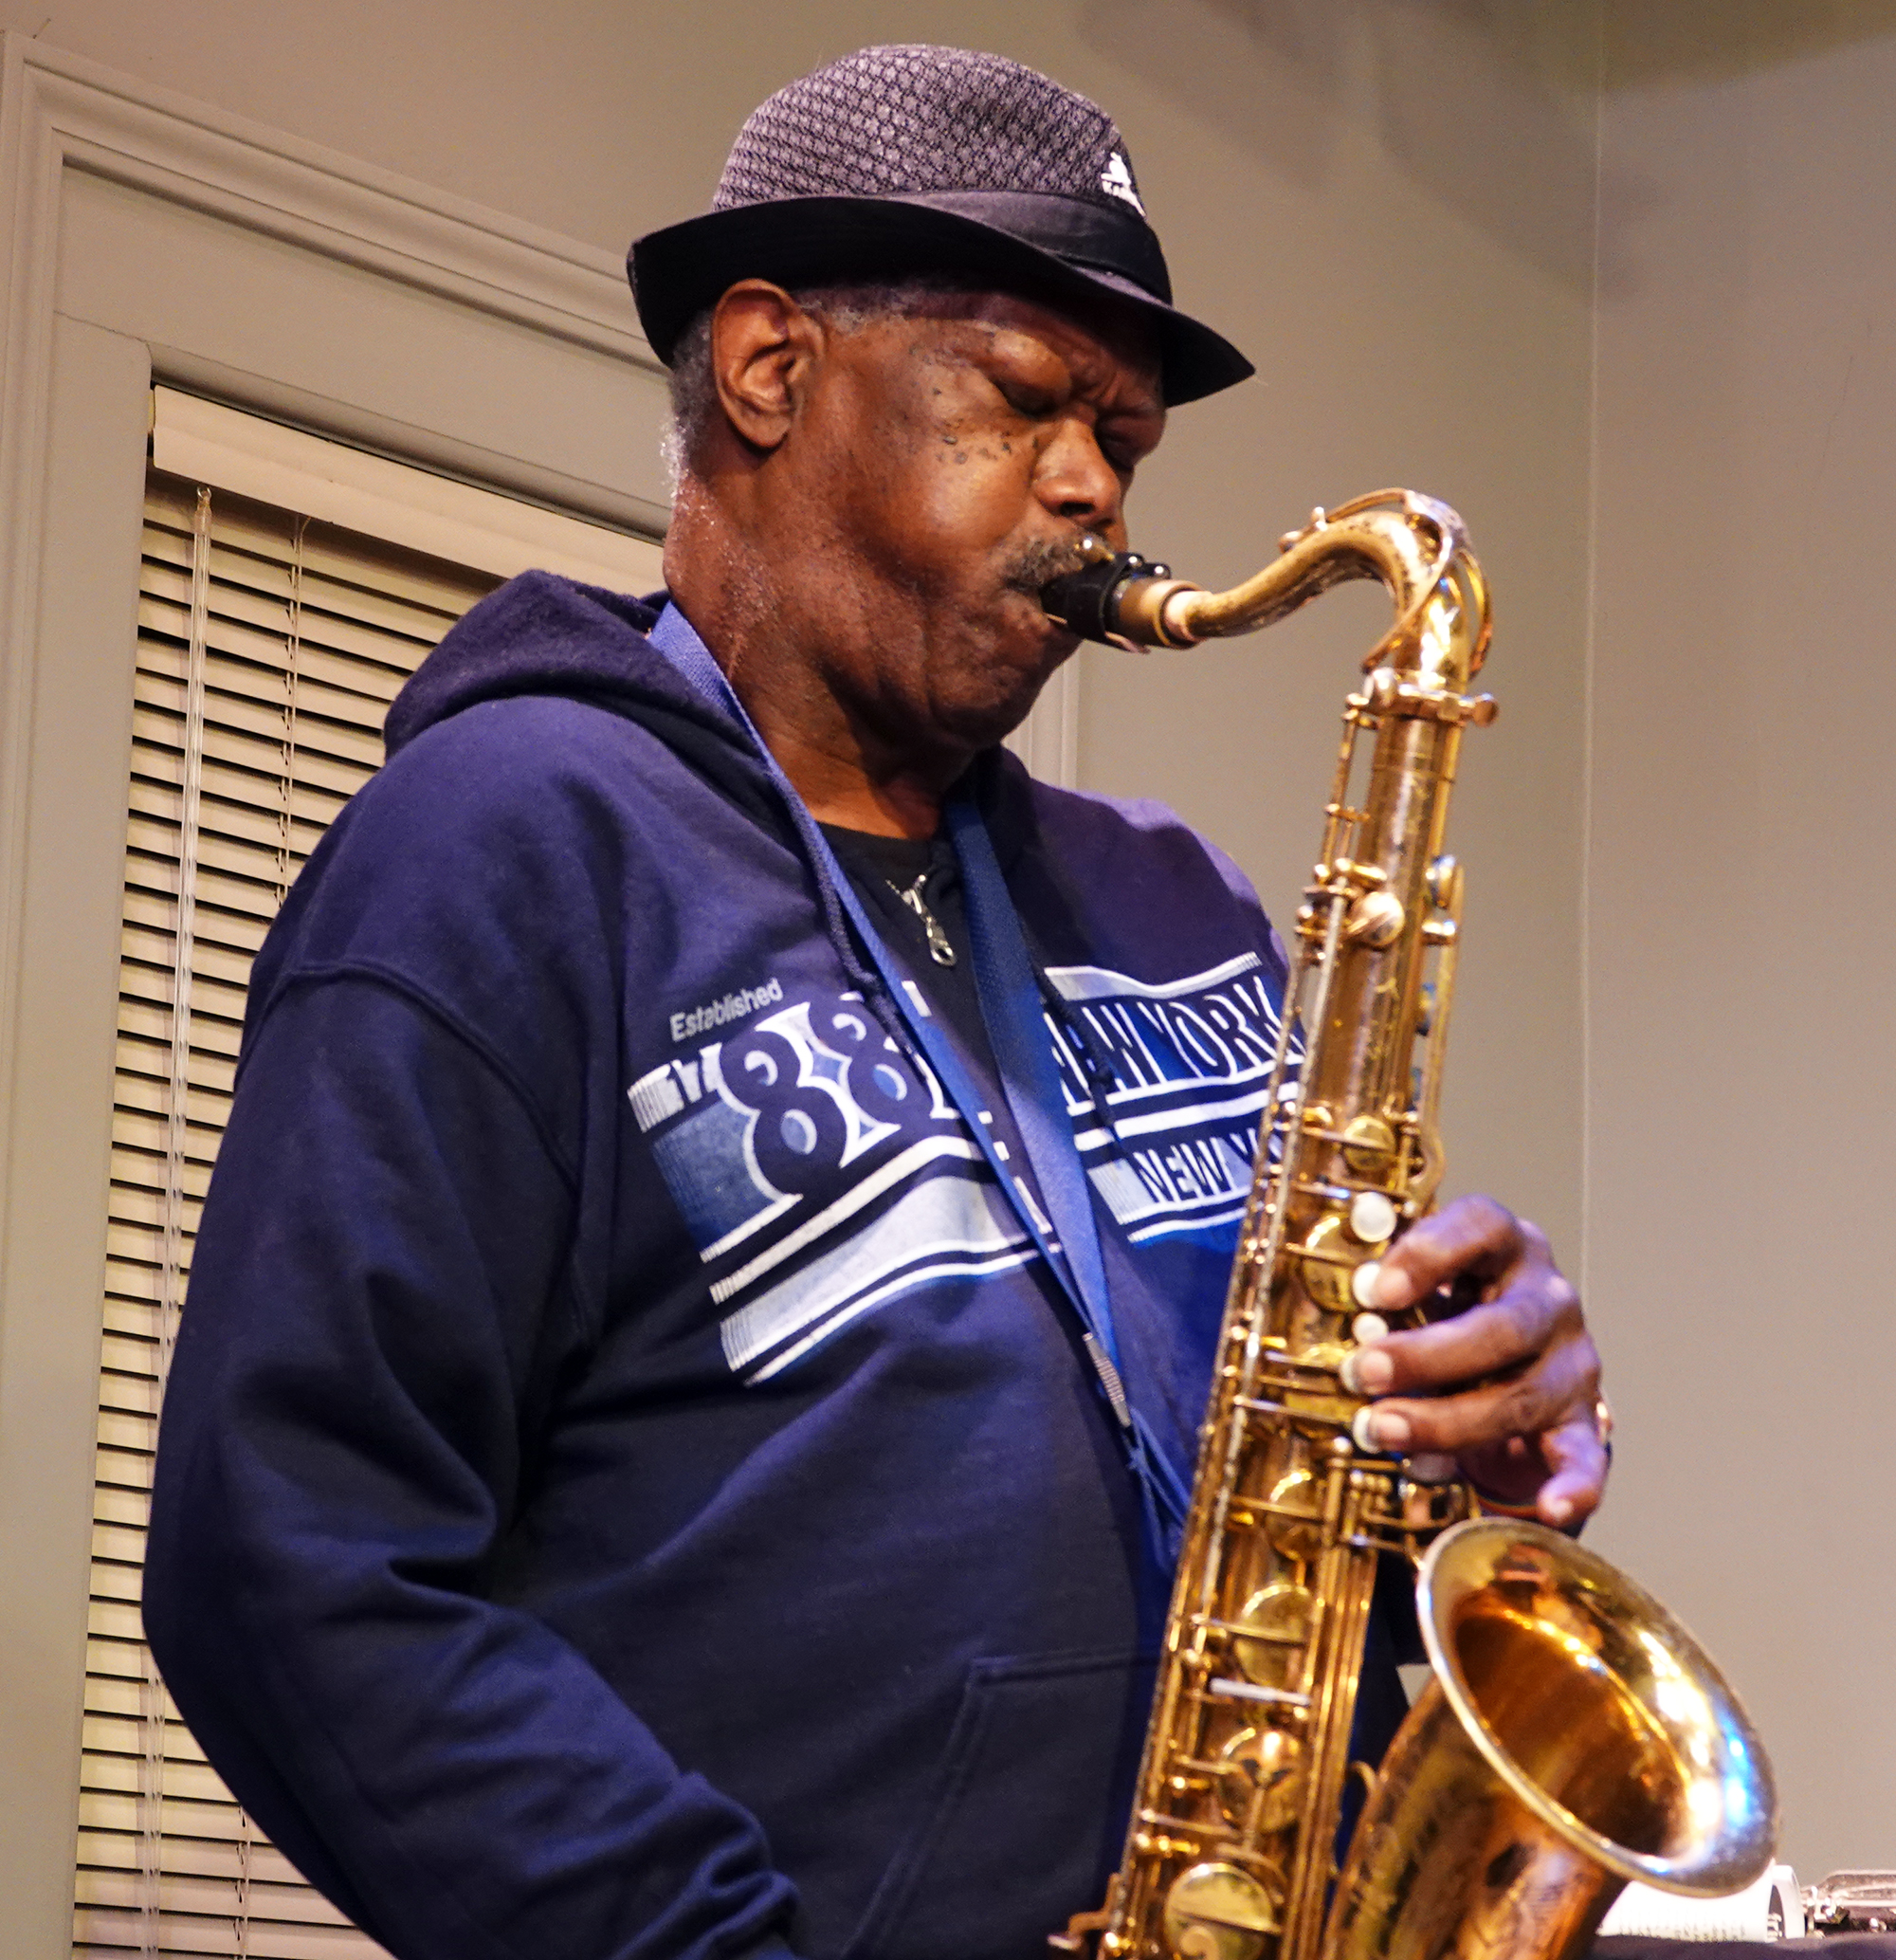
xmin=1355 ymin=1331 xmax=1598 ymax=1459
xmin=1342 ymin=1278 xmax=1585 ymax=1399
xmin=1522 ymin=1408 xmax=1610 ymax=1529
xmin=1367 ymin=1193 xmax=1537 ymax=1313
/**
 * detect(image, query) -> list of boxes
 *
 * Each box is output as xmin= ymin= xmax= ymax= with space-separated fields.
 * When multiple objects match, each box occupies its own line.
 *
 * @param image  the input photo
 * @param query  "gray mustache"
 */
xmin=1004 ymin=537 xmax=1092 ymax=595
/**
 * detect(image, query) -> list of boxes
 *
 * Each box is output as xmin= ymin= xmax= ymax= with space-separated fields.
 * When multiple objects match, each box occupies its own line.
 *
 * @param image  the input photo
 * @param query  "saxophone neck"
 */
xmin=1039 ymin=489 xmax=1492 ymax=697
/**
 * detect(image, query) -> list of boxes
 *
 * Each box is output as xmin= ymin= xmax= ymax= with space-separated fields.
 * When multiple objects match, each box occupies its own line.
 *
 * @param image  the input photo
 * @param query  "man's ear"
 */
xmin=709 ymin=281 xmax=825 ymax=454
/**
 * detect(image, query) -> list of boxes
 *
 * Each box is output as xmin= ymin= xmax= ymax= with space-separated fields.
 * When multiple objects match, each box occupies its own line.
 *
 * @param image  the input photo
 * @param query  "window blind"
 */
xmin=74 ymin=461 xmax=515 ymax=1959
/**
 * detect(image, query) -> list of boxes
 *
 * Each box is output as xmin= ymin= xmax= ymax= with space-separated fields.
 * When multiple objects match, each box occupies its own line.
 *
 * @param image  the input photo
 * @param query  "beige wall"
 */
xmin=16 ymin=0 xmax=1889 ymax=1917
xmin=1587 ymin=1 xmax=1896 ymax=1876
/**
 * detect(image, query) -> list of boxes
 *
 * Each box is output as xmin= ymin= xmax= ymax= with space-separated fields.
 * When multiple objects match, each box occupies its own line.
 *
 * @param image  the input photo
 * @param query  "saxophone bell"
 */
xmin=1327 ymin=1518 xmax=1775 ymax=1960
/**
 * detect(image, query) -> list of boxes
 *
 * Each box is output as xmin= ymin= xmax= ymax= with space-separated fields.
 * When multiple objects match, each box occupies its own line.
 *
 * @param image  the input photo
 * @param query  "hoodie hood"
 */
xmin=384 ymin=572 xmax=795 ymax=844
xmin=382 ymin=570 xmax=1044 ymax=1033
xmin=388 ymin=573 xmax=685 ymax=755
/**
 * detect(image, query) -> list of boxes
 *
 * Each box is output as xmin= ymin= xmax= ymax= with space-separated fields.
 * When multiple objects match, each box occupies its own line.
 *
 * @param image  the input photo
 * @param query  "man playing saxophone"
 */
xmin=144 ymin=46 xmax=1607 ymax=1960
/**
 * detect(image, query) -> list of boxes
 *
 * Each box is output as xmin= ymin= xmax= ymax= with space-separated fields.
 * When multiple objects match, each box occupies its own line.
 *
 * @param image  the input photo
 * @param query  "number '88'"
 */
xmin=723 ymin=1012 xmax=921 ymax=1195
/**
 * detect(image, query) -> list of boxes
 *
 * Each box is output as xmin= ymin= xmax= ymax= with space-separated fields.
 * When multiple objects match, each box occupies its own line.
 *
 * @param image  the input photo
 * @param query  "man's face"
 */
xmin=785 ymin=289 xmax=1165 ymax=760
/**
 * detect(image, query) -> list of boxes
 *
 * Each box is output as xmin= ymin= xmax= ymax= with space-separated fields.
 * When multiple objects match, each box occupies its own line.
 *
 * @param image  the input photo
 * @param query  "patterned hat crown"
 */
xmin=714 ymin=46 xmax=1149 ymax=225
xmin=627 ymin=46 xmax=1253 ymax=405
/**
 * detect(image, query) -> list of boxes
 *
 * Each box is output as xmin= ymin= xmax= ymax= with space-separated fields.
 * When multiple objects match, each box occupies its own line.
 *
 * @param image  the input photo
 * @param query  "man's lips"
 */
xmin=990 ymin=592 xmax=1083 ymax=681
xmin=999 ymin=537 xmax=1096 ymax=654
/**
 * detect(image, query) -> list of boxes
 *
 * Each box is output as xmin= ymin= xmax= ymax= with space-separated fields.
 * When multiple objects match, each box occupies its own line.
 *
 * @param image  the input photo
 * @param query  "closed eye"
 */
xmin=1101 ymin=424 xmax=1160 ymax=477
xmin=994 ymin=377 xmax=1060 ymax=418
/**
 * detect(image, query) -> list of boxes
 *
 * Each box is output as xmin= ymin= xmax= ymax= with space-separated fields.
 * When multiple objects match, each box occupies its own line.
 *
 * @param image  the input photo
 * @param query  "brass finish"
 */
xmin=1338 ymin=1115 xmax=1397 ymax=1181
xmin=1296 ymin=1215 xmax=1362 ymax=1316
xmin=1343 ymin=892 xmax=1406 ymax=949
xmin=1232 ymin=1583 xmax=1316 ymax=1689
xmin=1329 ymin=1521 xmax=1777 ymax=1960
xmin=1165 ymin=1863 xmax=1281 ymax=1960
xmin=1045 ymin=492 xmax=1777 ymax=1960
xmin=1217 ymin=1728 xmax=1306 ymax=1835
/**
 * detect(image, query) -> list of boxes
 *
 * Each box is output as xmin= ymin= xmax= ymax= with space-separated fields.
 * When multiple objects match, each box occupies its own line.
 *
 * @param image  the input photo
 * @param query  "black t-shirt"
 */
xmin=817 ymin=824 xmax=994 ymax=1072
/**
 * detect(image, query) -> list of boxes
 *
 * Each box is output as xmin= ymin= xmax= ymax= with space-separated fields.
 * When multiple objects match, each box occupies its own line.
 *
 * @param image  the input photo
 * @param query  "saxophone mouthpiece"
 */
xmin=1038 ymin=536 xmax=1200 ymax=650
xmin=1037 ymin=536 xmax=1149 ymax=648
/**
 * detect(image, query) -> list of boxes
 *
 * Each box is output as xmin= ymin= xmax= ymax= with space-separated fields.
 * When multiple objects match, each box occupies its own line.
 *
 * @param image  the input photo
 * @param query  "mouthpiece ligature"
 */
xmin=1039 ymin=535 xmax=1204 ymax=651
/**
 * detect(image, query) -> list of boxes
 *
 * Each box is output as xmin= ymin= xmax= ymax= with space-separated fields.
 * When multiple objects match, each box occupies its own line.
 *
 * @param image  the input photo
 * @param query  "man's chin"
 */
xmin=915 ymin=607 xmax=1078 ymax=753
xmin=939 ymin=669 xmax=1060 ymax=754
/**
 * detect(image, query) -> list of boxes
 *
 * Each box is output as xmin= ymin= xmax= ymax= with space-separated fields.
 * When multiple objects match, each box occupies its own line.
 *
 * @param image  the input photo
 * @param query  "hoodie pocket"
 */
xmin=842 ymin=1647 xmax=1153 ymax=1960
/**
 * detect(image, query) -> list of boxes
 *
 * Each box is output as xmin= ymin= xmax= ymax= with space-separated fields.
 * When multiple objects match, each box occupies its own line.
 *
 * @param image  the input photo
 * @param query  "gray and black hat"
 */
xmin=628 ymin=46 xmax=1253 ymax=407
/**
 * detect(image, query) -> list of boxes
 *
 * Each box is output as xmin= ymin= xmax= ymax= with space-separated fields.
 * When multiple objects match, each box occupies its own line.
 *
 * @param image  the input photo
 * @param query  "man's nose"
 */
xmin=1034 ymin=420 xmax=1124 ymax=534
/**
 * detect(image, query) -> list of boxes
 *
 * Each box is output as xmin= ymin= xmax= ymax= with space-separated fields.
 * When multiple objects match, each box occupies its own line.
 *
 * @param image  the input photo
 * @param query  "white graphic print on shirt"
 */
xmin=1044 ymin=951 xmax=1289 ymax=1243
xmin=628 ymin=953 xmax=1289 ymax=1382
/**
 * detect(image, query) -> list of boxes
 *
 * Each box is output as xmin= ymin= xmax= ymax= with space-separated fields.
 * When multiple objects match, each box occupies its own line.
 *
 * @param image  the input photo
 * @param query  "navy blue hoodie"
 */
xmin=145 ymin=575 xmax=1413 ymax=1960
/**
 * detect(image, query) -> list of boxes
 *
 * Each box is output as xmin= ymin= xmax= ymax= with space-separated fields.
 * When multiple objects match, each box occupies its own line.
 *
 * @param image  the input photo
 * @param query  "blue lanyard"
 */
xmin=648 ymin=605 xmax=1189 ymax=1558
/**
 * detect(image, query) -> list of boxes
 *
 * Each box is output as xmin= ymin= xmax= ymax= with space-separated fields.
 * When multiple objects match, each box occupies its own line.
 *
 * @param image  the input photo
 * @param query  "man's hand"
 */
xmin=1338 ymin=1196 xmax=1607 ymax=1530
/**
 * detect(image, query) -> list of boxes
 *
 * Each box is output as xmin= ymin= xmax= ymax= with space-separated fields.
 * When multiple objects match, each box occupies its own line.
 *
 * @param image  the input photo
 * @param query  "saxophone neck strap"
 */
xmin=648 ymin=602 xmax=1189 ymax=1558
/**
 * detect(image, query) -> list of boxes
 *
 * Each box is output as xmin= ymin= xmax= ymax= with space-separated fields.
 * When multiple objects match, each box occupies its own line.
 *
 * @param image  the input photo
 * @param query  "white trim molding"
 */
xmin=152 ymin=387 xmax=666 ymax=589
xmin=5 ymin=38 xmax=652 ymax=368
xmin=0 ymin=31 xmax=664 ymax=1244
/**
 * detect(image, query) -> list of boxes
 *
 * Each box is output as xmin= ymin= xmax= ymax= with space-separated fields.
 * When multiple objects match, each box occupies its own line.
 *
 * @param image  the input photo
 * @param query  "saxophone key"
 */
xmin=1216 ymin=1726 xmax=1307 ymax=1835
xmin=1292 ymin=1215 xmax=1360 ymax=1315
xmin=1204 ymin=1678 xmax=1311 ymax=1711
xmin=1134 ymin=1832 xmax=1208 ymax=1861
xmin=1347 ymin=1189 xmax=1398 ymax=1243
xmin=1162 ymin=1862 xmax=1281 ymax=1960
xmin=1231 ymin=1582 xmax=1315 ymax=1690
xmin=1258 ymin=1466 xmax=1324 ymax=1563
xmin=1349 ymin=1405 xmax=1387 ymax=1456
xmin=1343 ymin=891 xmax=1405 ymax=947
xmin=1339 ymin=1113 xmax=1397 ymax=1177
xmin=1425 ymin=852 xmax=1462 ymax=911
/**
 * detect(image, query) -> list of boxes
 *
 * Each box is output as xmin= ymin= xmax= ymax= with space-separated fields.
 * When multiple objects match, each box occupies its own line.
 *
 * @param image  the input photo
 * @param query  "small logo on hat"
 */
xmin=1099 ymin=152 xmax=1146 ymax=217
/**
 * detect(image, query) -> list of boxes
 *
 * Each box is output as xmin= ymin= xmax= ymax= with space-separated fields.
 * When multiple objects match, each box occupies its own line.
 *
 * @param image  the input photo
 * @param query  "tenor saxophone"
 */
xmin=1039 ymin=491 xmax=1776 ymax=1960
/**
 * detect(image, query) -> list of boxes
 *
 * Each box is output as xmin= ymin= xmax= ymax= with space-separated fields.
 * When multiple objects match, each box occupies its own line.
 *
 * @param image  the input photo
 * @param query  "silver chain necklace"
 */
xmin=888 ymin=871 xmax=957 ymax=966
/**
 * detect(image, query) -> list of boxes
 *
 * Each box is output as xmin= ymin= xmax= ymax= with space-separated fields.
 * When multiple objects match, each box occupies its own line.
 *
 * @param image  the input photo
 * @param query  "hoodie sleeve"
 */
xmin=144 ymin=963 xmax=799 ymax=1951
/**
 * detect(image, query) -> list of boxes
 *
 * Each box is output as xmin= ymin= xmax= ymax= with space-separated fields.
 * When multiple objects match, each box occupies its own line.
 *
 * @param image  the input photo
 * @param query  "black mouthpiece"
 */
xmin=1040 ymin=546 xmax=1171 ymax=646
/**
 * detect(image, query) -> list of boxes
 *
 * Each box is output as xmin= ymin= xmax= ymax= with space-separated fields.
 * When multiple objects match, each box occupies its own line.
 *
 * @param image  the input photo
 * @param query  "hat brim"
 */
xmin=629 ymin=195 xmax=1253 ymax=408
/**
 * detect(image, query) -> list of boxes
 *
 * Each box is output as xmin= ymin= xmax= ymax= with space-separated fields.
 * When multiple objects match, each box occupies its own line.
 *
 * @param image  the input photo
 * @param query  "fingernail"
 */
xmin=1368 ymin=1409 xmax=1411 ymax=1451
xmin=1370 ymin=1264 xmax=1414 ymax=1310
xmin=1341 ymin=1347 xmax=1393 ymax=1396
xmin=1543 ymin=1495 xmax=1573 ymax=1528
